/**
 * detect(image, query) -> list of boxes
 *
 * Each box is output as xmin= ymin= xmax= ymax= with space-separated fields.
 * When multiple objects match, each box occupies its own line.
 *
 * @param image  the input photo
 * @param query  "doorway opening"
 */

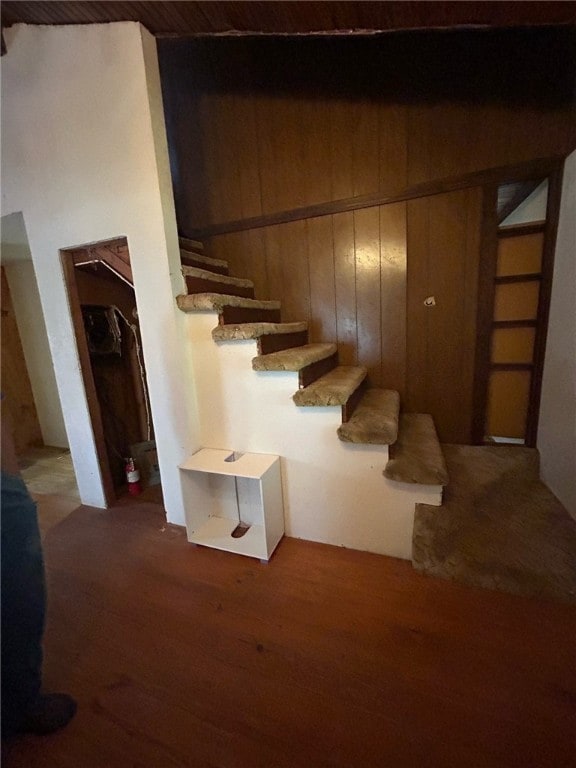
xmin=1 ymin=212 xmax=80 ymax=532
xmin=474 ymin=168 xmax=564 ymax=447
xmin=61 ymin=238 xmax=160 ymax=505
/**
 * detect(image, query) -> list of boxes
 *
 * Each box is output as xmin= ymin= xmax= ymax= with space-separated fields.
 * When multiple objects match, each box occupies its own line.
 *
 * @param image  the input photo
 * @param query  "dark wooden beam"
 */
xmin=498 ymin=220 xmax=546 ymax=238
xmin=494 ymin=273 xmax=542 ymax=285
xmin=498 ymin=221 xmax=547 ymax=238
xmin=492 ymin=319 xmax=538 ymax=329
xmin=490 ymin=363 xmax=534 ymax=372
xmin=3 ymin=2 xmax=576 ymax=36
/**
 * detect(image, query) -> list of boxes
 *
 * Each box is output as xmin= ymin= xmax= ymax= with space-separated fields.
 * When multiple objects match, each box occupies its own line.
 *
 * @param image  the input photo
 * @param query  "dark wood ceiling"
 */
xmin=2 ymin=1 xmax=576 ymax=37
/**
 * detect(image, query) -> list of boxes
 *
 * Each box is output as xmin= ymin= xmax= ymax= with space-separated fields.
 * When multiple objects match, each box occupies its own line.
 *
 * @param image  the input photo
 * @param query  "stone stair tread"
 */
xmin=180 ymin=250 xmax=228 ymax=270
xmin=252 ymin=343 xmax=337 ymax=372
xmin=212 ymin=322 xmax=307 ymax=341
xmin=384 ymin=413 xmax=449 ymax=486
xmin=179 ymin=237 xmax=204 ymax=251
xmin=337 ymin=388 xmax=400 ymax=444
xmin=177 ymin=293 xmax=280 ymax=312
xmin=293 ymin=366 xmax=368 ymax=406
xmin=182 ymin=265 xmax=253 ymax=289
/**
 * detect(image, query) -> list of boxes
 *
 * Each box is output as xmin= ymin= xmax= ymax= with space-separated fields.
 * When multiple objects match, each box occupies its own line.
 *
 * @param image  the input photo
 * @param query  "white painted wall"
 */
xmin=501 ymin=180 xmax=548 ymax=226
xmin=538 ymin=151 xmax=576 ymax=518
xmin=4 ymin=261 xmax=69 ymax=448
xmin=2 ymin=23 xmax=199 ymax=515
xmin=1 ymin=212 xmax=33 ymax=261
xmin=2 ymin=212 xmax=68 ymax=448
xmin=182 ymin=313 xmax=442 ymax=560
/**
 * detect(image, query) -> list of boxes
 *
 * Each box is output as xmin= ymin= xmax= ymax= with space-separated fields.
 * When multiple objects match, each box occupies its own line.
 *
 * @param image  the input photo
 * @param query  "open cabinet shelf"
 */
xmin=179 ymin=448 xmax=284 ymax=561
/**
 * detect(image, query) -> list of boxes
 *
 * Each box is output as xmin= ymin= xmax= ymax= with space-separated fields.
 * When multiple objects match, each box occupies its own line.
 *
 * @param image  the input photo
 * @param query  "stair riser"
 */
xmin=258 ymin=331 xmax=309 ymax=355
xmin=341 ymin=377 xmax=368 ymax=423
xmin=299 ymin=353 xmax=338 ymax=389
xmin=185 ymin=275 xmax=254 ymax=300
xmin=220 ymin=306 xmax=282 ymax=325
xmin=181 ymin=255 xmax=228 ymax=275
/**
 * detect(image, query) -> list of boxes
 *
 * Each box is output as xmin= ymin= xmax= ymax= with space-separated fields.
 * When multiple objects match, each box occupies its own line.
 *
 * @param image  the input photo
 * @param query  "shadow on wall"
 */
xmin=0 ymin=211 xmax=69 ymax=451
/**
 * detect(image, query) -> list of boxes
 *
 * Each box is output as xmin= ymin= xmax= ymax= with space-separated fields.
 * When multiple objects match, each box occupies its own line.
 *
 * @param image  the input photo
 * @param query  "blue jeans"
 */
xmin=1 ymin=471 xmax=46 ymax=737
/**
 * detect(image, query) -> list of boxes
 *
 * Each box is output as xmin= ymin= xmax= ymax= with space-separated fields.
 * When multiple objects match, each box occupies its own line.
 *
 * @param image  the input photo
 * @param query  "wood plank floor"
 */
xmin=3 ymin=500 xmax=575 ymax=768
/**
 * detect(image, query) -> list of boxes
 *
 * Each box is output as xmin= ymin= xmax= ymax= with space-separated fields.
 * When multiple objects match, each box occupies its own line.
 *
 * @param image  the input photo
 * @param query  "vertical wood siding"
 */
xmin=209 ymin=202 xmax=408 ymax=395
xmin=175 ymin=92 xmax=573 ymax=231
xmin=159 ymin=33 xmax=575 ymax=437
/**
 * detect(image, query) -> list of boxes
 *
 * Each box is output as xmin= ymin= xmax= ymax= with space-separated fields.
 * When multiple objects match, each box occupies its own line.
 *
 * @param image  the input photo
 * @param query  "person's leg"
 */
xmin=1 ymin=471 xmax=45 ymax=737
xmin=1 ymin=471 xmax=76 ymax=739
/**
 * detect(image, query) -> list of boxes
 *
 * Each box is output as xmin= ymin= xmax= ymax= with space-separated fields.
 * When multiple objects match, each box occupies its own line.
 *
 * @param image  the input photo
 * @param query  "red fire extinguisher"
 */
xmin=125 ymin=457 xmax=141 ymax=496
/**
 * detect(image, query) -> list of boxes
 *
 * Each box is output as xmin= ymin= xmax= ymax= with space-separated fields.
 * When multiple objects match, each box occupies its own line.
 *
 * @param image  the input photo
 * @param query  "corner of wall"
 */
xmin=4 ymin=261 xmax=69 ymax=448
xmin=537 ymin=149 xmax=576 ymax=518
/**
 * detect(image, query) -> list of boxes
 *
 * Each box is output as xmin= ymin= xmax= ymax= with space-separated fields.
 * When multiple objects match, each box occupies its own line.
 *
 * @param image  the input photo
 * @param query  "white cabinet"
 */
xmin=179 ymin=448 xmax=284 ymax=561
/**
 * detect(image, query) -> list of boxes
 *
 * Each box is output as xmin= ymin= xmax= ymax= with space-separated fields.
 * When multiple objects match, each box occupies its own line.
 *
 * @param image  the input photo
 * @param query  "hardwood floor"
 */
xmin=3 ymin=500 xmax=575 ymax=767
xmin=32 ymin=493 xmax=82 ymax=538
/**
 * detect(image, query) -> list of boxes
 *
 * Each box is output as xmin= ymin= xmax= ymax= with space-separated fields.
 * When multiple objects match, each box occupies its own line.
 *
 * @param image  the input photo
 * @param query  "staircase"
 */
xmin=175 ymin=237 xmax=576 ymax=602
xmin=176 ymin=237 xmax=447 ymax=561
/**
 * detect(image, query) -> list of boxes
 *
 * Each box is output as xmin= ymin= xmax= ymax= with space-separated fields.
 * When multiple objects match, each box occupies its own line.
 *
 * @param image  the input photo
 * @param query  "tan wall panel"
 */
xmin=497 ymin=233 xmax=544 ymax=276
xmin=491 ymin=327 xmax=536 ymax=364
xmin=486 ymin=370 xmax=531 ymax=439
xmin=494 ymin=281 xmax=540 ymax=322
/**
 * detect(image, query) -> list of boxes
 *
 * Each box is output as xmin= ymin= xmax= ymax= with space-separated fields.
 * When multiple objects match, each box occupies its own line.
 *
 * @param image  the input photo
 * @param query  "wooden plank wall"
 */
xmin=208 ymin=203 xmax=407 ymax=392
xmin=175 ymin=94 xmax=575 ymax=230
xmin=406 ymin=188 xmax=483 ymax=443
xmin=159 ymin=32 xmax=576 ymax=232
xmin=159 ymin=30 xmax=575 ymax=423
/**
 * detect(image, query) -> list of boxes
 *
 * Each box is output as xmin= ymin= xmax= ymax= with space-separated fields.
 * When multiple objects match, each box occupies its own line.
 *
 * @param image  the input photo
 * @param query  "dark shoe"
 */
xmin=22 ymin=693 xmax=77 ymax=735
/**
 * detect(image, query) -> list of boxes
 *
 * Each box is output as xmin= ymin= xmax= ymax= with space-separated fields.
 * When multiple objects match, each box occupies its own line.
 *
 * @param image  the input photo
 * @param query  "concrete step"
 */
xmin=212 ymin=322 xmax=308 ymax=354
xmin=179 ymin=236 xmax=204 ymax=252
xmin=180 ymin=250 xmax=228 ymax=275
xmin=183 ymin=265 xmax=254 ymax=299
xmin=252 ymin=343 xmax=338 ymax=388
xmin=384 ymin=413 xmax=448 ymax=485
xmin=337 ymin=389 xmax=400 ymax=445
xmin=293 ymin=365 xmax=368 ymax=407
xmin=177 ymin=293 xmax=281 ymax=324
